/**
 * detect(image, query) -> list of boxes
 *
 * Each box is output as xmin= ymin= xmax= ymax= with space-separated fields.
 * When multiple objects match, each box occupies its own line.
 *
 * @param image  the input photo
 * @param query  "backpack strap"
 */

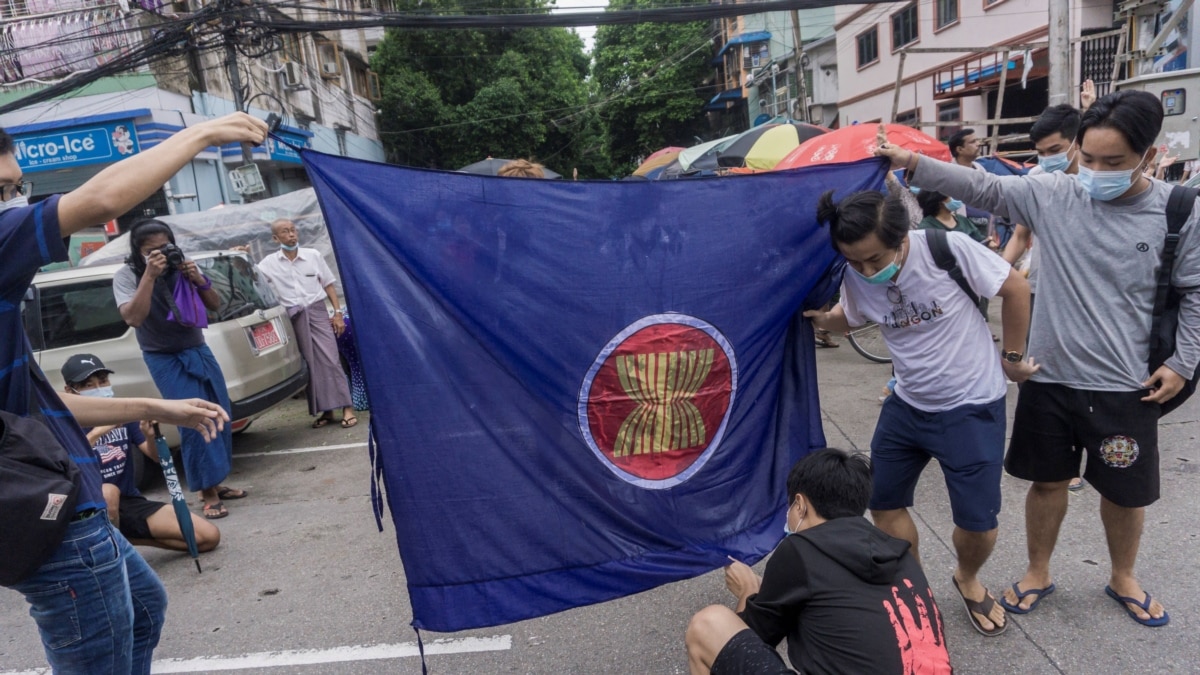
xmin=1152 ymin=185 xmax=1200 ymax=352
xmin=925 ymin=228 xmax=979 ymax=305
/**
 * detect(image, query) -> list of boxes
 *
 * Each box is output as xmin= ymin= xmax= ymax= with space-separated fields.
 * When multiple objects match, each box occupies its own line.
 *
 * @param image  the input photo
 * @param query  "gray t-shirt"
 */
xmin=913 ymin=158 xmax=1200 ymax=391
xmin=113 ymin=265 xmax=206 ymax=354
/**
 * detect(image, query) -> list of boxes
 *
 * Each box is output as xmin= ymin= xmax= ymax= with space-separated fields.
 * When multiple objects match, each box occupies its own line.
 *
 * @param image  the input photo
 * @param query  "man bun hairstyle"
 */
xmin=1078 ymin=90 xmax=1164 ymax=156
xmin=786 ymin=448 xmax=872 ymax=520
xmin=817 ymin=189 xmax=909 ymax=250
xmin=1029 ymin=104 xmax=1081 ymax=144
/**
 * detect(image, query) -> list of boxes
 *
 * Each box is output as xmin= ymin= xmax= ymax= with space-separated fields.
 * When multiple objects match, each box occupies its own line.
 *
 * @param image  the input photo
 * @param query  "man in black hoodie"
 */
xmin=685 ymin=449 xmax=952 ymax=675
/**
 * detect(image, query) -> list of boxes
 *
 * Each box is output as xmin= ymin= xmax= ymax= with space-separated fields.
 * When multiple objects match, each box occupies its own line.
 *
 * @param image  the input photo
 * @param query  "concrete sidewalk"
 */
xmin=816 ymin=335 xmax=1199 ymax=674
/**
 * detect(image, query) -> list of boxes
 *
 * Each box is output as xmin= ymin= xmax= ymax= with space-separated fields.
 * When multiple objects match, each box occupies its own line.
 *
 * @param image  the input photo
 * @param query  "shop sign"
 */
xmin=13 ymin=121 xmax=139 ymax=172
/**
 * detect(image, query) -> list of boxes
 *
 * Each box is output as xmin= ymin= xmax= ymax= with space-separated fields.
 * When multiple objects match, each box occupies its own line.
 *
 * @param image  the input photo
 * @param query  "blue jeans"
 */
xmin=10 ymin=511 xmax=167 ymax=674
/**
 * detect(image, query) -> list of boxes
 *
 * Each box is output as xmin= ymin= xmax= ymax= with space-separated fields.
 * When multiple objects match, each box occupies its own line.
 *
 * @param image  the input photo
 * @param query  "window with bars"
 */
xmin=891 ymin=3 xmax=918 ymax=51
xmin=896 ymin=108 xmax=920 ymax=128
xmin=937 ymin=100 xmax=962 ymax=141
xmin=857 ymin=28 xmax=879 ymax=69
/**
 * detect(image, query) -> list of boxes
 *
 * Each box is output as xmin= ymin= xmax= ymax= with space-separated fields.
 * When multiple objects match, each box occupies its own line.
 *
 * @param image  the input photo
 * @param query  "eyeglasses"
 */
xmin=0 ymin=181 xmax=32 ymax=201
xmin=886 ymin=284 xmax=904 ymax=305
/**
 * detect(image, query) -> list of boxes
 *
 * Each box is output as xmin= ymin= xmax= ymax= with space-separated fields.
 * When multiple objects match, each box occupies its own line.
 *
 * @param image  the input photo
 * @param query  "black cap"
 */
xmin=61 ymin=354 xmax=113 ymax=385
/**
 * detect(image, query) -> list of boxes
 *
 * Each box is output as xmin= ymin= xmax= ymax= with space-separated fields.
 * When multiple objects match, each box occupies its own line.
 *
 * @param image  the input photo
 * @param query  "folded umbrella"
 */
xmin=152 ymin=422 xmax=201 ymax=573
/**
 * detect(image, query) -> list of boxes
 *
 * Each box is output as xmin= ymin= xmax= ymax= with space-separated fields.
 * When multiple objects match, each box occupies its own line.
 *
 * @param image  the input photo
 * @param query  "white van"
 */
xmin=24 ymin=250 xmax=308 ymax=454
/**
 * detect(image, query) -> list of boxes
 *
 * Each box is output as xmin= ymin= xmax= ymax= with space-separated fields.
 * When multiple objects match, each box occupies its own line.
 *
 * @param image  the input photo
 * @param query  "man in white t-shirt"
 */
xmin=806 ymin=187 xmax=1033 ymax=638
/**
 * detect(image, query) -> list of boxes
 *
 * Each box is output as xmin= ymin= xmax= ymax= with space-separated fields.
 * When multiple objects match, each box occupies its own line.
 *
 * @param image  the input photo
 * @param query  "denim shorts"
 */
xmin=9 ymin=511 xmax=167 ymax=674
xmin=869 ymin=394 xmax=1006 ymax=532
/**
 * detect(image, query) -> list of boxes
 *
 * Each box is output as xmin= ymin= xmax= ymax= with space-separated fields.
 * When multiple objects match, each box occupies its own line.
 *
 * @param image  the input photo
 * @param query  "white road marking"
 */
xmin=1 ymin=636 xmax=512 ymax=674
xmin=237 ymin=441 xmax=367 ymax=458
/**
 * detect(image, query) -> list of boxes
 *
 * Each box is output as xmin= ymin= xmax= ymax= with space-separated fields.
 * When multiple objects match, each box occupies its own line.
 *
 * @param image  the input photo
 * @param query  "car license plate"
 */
xmin=251 ymin=322 xmax=281 ymax=351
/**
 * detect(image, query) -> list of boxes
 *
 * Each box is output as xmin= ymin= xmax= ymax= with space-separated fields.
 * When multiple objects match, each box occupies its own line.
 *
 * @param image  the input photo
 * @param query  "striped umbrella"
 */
xmin=717 ymin=122 xmax=829 ymax=170
xmin=677 ymin=135 xmax=739 ymax=173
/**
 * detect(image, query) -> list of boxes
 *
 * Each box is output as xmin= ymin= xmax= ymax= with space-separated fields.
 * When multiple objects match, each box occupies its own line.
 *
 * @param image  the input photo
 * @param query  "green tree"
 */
xmin=371 ymin=0 xmax=606 ymax=175
xmin=591 ymin=0 xmax=714 ymax=174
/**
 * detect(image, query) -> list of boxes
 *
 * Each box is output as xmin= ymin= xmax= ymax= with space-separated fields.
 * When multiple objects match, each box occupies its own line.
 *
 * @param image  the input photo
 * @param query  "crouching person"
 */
xmin=62 ymin=353 xmax=220 ymax=553
xmin=685 ymin=449 xmax=952 ymax=675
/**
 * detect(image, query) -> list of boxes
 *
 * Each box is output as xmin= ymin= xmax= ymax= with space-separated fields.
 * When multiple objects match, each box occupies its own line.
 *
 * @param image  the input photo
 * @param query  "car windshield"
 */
xmin=196 ymin=254 xmax=280 ymax=322
xmin=24 ymin=253 xmax=280 ymax=351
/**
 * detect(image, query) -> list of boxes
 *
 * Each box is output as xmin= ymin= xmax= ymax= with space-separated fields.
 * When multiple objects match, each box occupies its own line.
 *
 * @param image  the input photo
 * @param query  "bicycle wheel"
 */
xmin=847 ymin=322 xmax=892 ymax=364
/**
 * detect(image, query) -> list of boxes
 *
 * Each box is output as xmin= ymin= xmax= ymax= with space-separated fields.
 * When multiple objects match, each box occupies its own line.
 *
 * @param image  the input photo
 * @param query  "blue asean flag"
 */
xmin=302 ymin=150 xmax=887 ymax=632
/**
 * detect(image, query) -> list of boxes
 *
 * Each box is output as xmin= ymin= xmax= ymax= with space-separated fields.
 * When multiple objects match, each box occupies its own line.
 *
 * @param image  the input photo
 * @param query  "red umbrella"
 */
xmin=774 ymin=124 xmax=950 ymax=170
xmin=645 ymin=146 xmax=686 ymax=162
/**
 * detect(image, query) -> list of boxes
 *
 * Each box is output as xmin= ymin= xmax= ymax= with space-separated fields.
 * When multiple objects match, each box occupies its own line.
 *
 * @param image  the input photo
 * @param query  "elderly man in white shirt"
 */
xmin=256 ymin=218 xmax=357 ymax=428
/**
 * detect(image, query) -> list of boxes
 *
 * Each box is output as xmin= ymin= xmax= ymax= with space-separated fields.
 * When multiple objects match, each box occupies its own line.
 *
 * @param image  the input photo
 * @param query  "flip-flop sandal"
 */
xmin=1068 ymin=478 xmax=1087 ymax=492
xmin=1105 ymin=586 xmax=1170 ymax=627
xmin=202 ymin=501 xmax=228 ymax=520
xmin=312 ymin=415 xmax=334 ymax=428
xmin=999 ymin=582 xmax=1056 ymax=614
xmin=953 ymin=576 xmax=1007 ymax=636
xmin=341 ymin=416 xmax=359 ymax=428
xmin=217 ymin=486 xmax=248 ymax=500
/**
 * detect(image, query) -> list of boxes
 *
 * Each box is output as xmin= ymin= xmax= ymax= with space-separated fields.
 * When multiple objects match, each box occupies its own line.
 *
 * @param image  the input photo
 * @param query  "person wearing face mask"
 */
xmin=0 ymin=113 xmax=265 ymax=673
xmin=876 ymin=90 xmax=1198 ymax=628
xmin=804 ymin=188 xmax=1033 ymax=638
xmin=61 ymin=354 xmax=220 ymax=554
xmin=685 ymin=449 xmax=951 ymax=675
xmin=255 ymin=218 xmax=356 ymax=429
xmin=115 ymin=219 xmax=248 ymax=520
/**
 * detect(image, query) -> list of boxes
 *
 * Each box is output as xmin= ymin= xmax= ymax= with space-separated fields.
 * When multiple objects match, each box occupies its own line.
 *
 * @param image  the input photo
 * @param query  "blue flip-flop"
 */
xmin=1105 ymin=586 xmax=1170 ymax=627
xmin=998 ymin=582 xmax=1055 ymax=614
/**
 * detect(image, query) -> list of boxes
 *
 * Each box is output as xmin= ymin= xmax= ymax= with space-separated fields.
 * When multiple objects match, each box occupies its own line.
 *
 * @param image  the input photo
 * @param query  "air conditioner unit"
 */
xmin=321 ymin=61 xmax=341 ymax=78
xmin=283 ymin=61 xmax=304 ymax=89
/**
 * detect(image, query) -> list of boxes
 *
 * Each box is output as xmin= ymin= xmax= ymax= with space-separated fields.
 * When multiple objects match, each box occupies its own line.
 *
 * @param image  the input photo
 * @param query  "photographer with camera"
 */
xmin=115 ymin=219 xmax=248 ymax=520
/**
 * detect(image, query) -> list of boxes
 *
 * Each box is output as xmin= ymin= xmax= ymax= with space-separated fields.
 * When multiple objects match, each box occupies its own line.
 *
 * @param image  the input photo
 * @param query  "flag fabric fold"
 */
xmin=302 ymin=151 xmax=887 ymax=632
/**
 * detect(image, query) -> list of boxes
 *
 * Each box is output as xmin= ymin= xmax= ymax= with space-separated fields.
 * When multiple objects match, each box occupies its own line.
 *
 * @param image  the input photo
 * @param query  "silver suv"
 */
xmin=24 ymin=250 xmax=308 ymax=450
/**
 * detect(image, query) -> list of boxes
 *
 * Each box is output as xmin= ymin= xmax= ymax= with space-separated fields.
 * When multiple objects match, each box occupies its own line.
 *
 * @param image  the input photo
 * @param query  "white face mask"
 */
xmin=76 ymin=386 xmax=114 ymax=398
xmin=783 ymin=499 xmax=805 ymax=535
xmin=0 ymin=195 xmax=28 ymax=214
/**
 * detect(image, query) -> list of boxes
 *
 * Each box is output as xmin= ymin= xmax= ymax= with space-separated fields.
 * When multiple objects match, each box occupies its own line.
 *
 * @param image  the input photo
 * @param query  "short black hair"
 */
xmin=0 ymin=129 xmax=12 ymax=156
xmin=786 ymin=448 xmax=872 ymax=519
xmin=947 ymin=129 xmax=976 ymax=158
xmin=816 ymin=189 xmax=909 ymax=250
xmin=1078 ymin=90 xmax=1163 ymax=156
xmin=916 ymin=188 xmax=949 ymax=217
xmin=1029 ymin=104 xmax=1081 ymax=144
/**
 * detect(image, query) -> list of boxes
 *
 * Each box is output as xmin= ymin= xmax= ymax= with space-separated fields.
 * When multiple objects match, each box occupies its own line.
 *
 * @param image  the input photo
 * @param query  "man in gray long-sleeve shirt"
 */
xmin=876 ymin=91 xmax=1198 ymax=628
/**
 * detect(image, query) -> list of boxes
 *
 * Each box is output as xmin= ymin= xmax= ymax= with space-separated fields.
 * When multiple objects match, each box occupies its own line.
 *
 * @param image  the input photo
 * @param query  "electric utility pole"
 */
xmin=1047 ymin=0 xmax=1071 ymax=105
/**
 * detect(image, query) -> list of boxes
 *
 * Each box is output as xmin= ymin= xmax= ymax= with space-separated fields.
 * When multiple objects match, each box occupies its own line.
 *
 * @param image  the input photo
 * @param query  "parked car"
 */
xmin=23 ymin=250 xmax=308 ymax=481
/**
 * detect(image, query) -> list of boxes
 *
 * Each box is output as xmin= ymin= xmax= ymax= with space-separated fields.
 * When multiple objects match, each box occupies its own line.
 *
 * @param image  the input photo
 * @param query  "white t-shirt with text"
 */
xmin=841 ymin=230 xmax=1010 ymax=412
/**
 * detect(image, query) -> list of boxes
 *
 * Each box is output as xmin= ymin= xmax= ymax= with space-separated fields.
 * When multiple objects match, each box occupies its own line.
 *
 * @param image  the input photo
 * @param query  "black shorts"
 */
xmin=711 ymin=629 xmax=794 ymax=675
xmin=117 ymin=494 xmax=167 ymax=541
xmin=1006 ymin=381 xmax=1160 ymax=507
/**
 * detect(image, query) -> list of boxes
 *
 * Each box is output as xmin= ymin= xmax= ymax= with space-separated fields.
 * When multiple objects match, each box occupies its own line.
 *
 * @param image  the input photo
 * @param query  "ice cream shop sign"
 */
xmin=12 ymin=121 xmax=139 ymax=172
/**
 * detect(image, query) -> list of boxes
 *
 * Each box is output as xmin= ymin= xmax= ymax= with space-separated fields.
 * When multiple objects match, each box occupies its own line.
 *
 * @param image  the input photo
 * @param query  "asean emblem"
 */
xmin=578 ymin=314 xmax=738 ymax=489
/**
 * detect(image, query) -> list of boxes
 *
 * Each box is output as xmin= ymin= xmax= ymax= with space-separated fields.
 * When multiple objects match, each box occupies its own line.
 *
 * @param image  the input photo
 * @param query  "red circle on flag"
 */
xmin=582 ymin=319 xmax=734 ymax=484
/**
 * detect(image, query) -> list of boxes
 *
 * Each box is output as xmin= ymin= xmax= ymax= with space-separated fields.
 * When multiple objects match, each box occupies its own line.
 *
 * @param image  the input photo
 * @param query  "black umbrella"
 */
xmin=457 ymin=158 xmax=562 ymax=179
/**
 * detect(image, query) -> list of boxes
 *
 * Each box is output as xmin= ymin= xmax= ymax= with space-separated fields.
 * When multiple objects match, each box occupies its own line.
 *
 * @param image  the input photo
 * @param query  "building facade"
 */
xmin=0 ymin=0 xmax=388 ymax=233
xmin=832 ymin=0 xmax=1114 ymax=146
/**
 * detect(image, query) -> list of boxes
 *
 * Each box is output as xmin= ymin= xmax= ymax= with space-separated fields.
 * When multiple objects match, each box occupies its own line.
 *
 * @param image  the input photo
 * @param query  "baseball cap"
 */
xmin=61 ymin=354 xmax=113 ymax=385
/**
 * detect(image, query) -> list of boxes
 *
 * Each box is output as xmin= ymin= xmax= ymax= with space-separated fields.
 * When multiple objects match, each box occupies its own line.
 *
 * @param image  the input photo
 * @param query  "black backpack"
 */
xmin=1150 ymin=185 xmax=1200 ymax=417
xmin=924 ymin=228 xmax=981 ymax=307
xmin=0 ymin=409 xmax=82 ymax=586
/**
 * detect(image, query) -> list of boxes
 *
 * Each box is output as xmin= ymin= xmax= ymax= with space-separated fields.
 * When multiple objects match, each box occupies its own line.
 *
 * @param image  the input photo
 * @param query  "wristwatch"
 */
xmin=1003 ymin=350 xmax=1023 ymax=363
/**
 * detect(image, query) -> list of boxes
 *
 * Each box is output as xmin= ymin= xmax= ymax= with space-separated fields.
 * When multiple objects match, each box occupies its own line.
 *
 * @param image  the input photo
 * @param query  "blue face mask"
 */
xmin=852 ymin=248 xmax=902 ymax=285
xmin=280 ymin=243 xmax=298 ymax=252
xmin=77 ymin=386 xmax=114 ymax=398
xmin=0 ymin=195 xmax=28 ymax=215
xmin=1077 ymin=152 xmax=1149 ymax=201
xmin=1038 ymin=142 xmax=1075 ymax=173
xmin=783 ymin=500 xmax=804 ymax=536
xmin=945 ymin=198 xmax=964 ymax=212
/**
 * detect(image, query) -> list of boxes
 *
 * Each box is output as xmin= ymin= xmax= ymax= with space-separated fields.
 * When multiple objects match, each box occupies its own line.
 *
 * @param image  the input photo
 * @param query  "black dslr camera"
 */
xmin=157 ymin=243 xmax=185 ymax=268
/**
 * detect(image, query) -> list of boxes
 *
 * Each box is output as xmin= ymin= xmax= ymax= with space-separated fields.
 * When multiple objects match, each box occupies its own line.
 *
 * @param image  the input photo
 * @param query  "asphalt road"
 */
xmin=2 ymin=335 xmax=1198 ymax=674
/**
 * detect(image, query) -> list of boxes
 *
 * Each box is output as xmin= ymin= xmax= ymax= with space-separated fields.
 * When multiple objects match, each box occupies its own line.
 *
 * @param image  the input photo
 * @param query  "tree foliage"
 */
xmin=371 ymin=0 xmax=607 ymax=175
xmin=591 ymin=0 xmax=714 ymax=174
